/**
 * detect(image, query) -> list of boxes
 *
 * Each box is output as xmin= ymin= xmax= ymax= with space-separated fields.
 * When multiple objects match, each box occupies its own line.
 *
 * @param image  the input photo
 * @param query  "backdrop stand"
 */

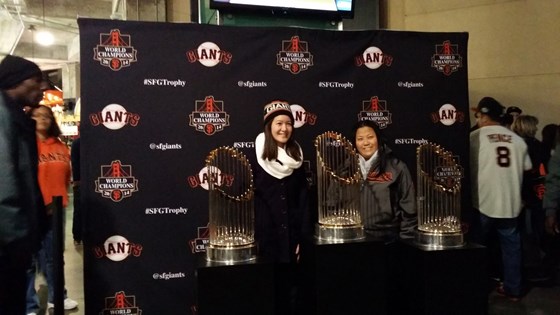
xmin=310 ymin=235 xmax=388 ymax=315
xmin=195 ymin=257 xmax=275 ymax=315
xmin=396 ymin=240 xmax=488 ymax=315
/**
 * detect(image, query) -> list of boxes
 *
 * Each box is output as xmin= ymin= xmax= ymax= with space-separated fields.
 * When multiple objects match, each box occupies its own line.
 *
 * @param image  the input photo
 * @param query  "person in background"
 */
xmin=543 ymin=126 xmax=560 ymax=277
xmin=541 ymin=124 xmax=559 ymax=173
xmin=26 ymin=105 xmax=78 ymax=314
xmin=507 ymin=106 xmax=523 ymax=121
xmin=544 ymin=133 xmax=560 ymax=229
xmin=511 ymin=115 xmax=550 ymax=283
xmin=502 ymin=106 xmax=522 ymax=129
xmin=470 ymin=97 xmax=532 ymax=301
xmin=351 ymin=119 xmax=417 ymax=242
xmin=250 ymin=100 xmax=310 ymax=315
xmin=0 ymin=55 xmax=48 ymax=315
xmin=71 ymin=136 xmax=82 ymax=246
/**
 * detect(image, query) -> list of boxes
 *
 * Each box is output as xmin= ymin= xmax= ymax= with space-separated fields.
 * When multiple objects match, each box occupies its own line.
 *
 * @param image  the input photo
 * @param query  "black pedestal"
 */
xmin=311 ymin=236 xmax=388 ymax=315
xmin=397 ymin=240 xmax=488 ymax=315
xmin=196 ymin=258 xmax=275 ymax=315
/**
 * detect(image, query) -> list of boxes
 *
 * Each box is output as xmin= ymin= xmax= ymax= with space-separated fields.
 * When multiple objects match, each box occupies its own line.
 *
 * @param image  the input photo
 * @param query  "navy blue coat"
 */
xmin=249 ymin=151 xmax=310 ymax=263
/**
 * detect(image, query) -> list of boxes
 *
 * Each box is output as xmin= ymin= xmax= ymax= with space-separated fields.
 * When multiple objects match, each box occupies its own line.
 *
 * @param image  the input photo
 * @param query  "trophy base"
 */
xmin=414 ymin=231 xmax=465 ymax=250
xmin=315 ymin=223 xmax=365 ymax=243
xmin=206 ymin=244 xmax=257 ymax=264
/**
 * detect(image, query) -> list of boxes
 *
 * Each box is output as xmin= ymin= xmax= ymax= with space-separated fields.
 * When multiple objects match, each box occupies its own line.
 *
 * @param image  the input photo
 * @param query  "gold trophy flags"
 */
xmin=205 ymin=146 xmax=256 ymax=263
xmin=315 ymin=131 xmax=364 ymax=243
xmin=416 ymin=143 xmax=464 ymax=249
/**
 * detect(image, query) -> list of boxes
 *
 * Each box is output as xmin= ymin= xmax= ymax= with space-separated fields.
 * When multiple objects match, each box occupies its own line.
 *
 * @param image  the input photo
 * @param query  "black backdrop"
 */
xmin=79 ymin=18 xmax=470 ymax=314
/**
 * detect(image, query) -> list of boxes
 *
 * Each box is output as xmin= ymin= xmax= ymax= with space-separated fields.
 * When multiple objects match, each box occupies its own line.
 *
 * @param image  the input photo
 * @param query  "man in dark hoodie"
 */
xmin=0 ymin=55 xmax=49 ymax=314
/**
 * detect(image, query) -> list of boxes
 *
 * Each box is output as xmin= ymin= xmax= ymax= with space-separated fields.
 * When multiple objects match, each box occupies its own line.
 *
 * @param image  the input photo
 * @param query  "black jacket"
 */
xmin=0 ymin=92 xmax=45 ymax=256
xmin=249 ymin=151 xmax=310 ymax=263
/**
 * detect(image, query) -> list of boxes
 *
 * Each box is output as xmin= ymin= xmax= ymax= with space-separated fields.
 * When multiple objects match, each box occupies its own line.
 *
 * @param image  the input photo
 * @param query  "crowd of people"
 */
xmin=1 ymin=53 xmax=559 ymax=314
xmin=0 ymin=55 xmax=79 ymax=315
xmin=470 ymin=96 xmax=560 ymax=302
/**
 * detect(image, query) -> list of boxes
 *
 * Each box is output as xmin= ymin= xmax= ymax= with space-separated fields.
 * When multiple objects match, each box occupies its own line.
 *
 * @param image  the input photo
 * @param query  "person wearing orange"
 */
xmin=26 ymin=105 xmax=78 ymax=314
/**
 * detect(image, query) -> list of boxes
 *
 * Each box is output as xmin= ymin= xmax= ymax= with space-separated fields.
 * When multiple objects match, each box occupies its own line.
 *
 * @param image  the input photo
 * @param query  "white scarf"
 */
xmin=359 ymin=150 xmax=378 ymax=179
xmin=255 ymin=133 xmax=303 ymax=179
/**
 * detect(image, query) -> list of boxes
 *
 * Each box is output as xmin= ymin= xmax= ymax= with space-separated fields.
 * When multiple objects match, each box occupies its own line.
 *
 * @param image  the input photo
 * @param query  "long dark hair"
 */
xmin=351 ymin=120 xmax=389 ymax=178
xmin=31 ymin=105 xmax=61 ymax=138
xmin=261 ymin=120 xmax=302 ymax=162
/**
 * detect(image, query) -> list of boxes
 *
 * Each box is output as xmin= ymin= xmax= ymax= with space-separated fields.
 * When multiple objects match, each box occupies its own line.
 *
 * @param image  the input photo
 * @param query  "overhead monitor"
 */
xmin=209 ymin=0 xmax=354 ymax=20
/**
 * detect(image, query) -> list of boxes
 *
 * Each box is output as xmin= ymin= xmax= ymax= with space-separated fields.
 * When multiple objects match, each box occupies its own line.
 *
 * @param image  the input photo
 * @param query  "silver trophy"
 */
xmin=315 ymin=131 xmax=364 ymax=242
xmin=205 ymin=146 xmax=257 ymax=263
xmin=416 ymin=143 xmax=464 ymax=249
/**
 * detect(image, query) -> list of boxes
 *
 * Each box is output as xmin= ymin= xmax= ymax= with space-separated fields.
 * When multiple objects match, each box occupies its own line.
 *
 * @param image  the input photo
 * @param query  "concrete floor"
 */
xmin=33 ymin=193 xmax=560 ymax=315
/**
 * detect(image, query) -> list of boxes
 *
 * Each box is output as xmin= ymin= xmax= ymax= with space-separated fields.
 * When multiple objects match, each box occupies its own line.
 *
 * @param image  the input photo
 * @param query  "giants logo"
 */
xmin=93 ymin=29 xmax=137 ymax=71
xmin=94 ymin=235 xmax=143 ymax=262
xmin=90 ymin=104 xmax=140 ymax=130
xmin=431 ymin=40 xmax=463 ymax=76
xmin=358 ymin=97 xmax=393 ymax=129
xmin=355 ymin=46 xmax=393 ymax=69
xmin=188 ymin=166 xmax=234 ymax=190
xmin=189 ymin=96 xmax=230 ymax=135
xmin=186 ymin=42 xmax=232 ymax=67
xmin=291 ymin=104 xmax=317 ymax=128
xmin=277 ymin=36 xmax=314 ymax=74
xmin=100 ymin=291 xmax=142 ymax=315
xmin=431 ymin=104 xmax=465 ymax=126
xmin=95 ymin=160 xmax=138 ymax=202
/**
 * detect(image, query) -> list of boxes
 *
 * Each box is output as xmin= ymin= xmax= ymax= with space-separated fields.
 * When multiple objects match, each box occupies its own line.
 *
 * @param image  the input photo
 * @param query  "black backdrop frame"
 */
xmin=79 ymin=18 xmax=470 ymax=314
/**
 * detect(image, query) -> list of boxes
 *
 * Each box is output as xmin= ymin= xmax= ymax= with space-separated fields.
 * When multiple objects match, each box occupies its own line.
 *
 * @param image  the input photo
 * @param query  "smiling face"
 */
xmin=355 ymin=125 xmax=378 ymax=160
xmin=270 ymin=114 xmax=293 ymax=147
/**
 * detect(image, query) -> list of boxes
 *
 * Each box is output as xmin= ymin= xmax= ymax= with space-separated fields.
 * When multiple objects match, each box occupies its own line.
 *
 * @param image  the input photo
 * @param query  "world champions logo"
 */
xmin=358 ymin=96 xmax=393 ymax=129
xmin=434 ymin=156 xmax=463 ymax=189
xmin=189 ymin=96 xmax=230 ymax=135
xmin=431 ymin=40 xmax=463 ymax=76
xmin=100 ymin=291 xmax=142 ymax=315
xmin=189 ymin=225 xmax=210 ymax=253
xmin=277 ymin=36 xmax=314 ymax=74
xmin=93 ymin=29 xmax=137 ymax=71
xmin=95 ymin=160 xmax=138 ymax=202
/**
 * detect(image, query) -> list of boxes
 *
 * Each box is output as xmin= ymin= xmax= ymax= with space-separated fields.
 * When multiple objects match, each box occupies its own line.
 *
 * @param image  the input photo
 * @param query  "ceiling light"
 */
xmin=35 ymin=30 xmax=54 ymax=46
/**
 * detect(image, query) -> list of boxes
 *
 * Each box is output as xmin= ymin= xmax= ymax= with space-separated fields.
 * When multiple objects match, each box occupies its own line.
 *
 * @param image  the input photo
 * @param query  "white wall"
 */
xmin=384 ymin=0 xmax=560 ymax=138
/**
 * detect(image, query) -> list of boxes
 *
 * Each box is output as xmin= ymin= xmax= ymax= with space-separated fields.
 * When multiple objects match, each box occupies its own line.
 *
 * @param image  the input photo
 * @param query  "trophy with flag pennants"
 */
xmin=205 ymin=146 xmax=256 ymax=263
xmin=315 ymin=131 xmax=364 ymax=243
xmin=416 ymin=143 xmax=464 ymax=249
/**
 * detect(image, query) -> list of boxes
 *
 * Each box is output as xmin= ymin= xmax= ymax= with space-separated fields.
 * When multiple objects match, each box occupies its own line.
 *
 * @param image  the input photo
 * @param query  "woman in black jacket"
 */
xmin=250 ymin=100 xmax=310 ymax=315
